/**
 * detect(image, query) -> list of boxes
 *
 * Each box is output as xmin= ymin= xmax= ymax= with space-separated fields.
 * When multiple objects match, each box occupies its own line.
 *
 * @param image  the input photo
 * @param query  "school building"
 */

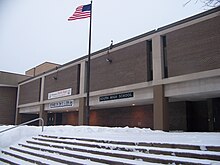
xmin=0 ymin=71 xmax=29 ymax=125
xmin=1 ymin=7 xmax=220 ymax=131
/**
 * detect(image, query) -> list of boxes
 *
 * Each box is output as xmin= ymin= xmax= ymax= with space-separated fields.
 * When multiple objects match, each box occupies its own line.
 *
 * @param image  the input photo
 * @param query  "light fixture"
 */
xmin=132 ymin=104 xmax=135 ymax=106
xmin=53 ymin=66 xmax=58 ymax=80
xmin=106 ymin=58 xmax=112 ymax=64
xmin=109 ymin=40 xmax=113 ymax=50
xmin=107 ymin=40 xmax=114 ymax=53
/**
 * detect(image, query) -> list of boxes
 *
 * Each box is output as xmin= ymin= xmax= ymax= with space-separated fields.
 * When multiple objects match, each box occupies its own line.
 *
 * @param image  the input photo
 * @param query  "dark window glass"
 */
xmin=147 ymin=40 xmax=153 ymax=81
xmin=162 ymin=36 xmax=168 ymax=78
xmin=77 ymin=64 xmax=81 ymax=94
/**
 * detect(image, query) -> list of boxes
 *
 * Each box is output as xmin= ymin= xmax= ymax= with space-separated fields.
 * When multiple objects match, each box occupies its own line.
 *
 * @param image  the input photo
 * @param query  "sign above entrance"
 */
xmin=99 ymin=92 xmax=134 ymax=102
xmin=49 ymin=100 xmax=74 ymax=109
xmin=48 ymin=88 xmax=72 ymax=100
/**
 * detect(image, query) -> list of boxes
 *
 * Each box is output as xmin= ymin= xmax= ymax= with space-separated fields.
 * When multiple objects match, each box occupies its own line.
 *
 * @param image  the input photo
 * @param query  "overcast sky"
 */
xmin=0 ymin=0 xmax=209 ymax=74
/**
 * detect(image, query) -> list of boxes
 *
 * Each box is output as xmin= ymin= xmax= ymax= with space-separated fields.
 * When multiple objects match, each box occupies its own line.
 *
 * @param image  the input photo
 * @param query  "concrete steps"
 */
xmin=1 ymin=134 xmax=220 ymax=165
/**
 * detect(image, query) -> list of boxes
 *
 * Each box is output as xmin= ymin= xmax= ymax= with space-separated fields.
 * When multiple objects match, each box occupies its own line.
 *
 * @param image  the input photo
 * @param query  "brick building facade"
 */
xmin=9 ymin=7 xmax=220 ymax=131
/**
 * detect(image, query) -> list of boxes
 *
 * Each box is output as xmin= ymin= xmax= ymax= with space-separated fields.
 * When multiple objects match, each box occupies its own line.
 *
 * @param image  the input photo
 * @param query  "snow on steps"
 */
xmin=0 ymin=134 xmax=220 ymax=165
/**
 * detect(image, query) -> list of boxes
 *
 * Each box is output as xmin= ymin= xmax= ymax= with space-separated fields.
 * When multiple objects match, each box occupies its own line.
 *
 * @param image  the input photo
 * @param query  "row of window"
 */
xmin=146 ymin=35 xmax=168 ymax=82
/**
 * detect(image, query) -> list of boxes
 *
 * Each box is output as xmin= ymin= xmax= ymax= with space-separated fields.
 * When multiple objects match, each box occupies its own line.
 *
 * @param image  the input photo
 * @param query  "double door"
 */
xmin=47 ymin=113 xmax=62 ymax=126
xmin=187 ymin=99 xmax=220 ymax=132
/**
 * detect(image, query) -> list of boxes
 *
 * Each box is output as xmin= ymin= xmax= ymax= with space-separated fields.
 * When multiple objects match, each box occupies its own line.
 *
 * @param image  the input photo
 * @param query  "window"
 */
xmin=147 ymin=40 xmax=153 ymax=81
xmin=77 ymin=64 xmax=81 ymax=94
xmin=162 ymin=36 xmax=168 ymax=78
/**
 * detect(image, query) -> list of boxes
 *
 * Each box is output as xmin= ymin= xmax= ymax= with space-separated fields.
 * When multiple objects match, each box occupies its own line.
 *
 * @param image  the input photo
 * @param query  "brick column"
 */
xmin=152 ymin=35 xmax=163 ymax=81
xmin=153 ymin=85 xmax=169 ymax=131
xmin=15 ymin=85 xmax=22 ymax=125
xmin=79 ymin=61 xmax=86 ymax=95
xmin=78 ymin=97 xmax=87 ymax=125
xmin=39 ymin=77 xmax=47 ymax=126
xmin=39 ymin=104 xmax=47 ymax=126
xmin=15 ymin=108 xmax=22 ymax=125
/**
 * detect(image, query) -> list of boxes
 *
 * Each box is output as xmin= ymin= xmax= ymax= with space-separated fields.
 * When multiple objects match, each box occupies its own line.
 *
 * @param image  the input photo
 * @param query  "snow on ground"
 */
xmin=0 ymin=125 xmax=42 ymax=150
xmin=1 ymin=125 xmax=220 ymax=150
xmin=1 ymin=126 xmax=220 ymax=165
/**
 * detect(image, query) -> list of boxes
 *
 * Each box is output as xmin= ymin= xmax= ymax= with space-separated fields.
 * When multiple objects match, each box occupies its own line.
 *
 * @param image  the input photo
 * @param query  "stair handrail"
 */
xmin=0 ymin=117 xmax=44 ymax=134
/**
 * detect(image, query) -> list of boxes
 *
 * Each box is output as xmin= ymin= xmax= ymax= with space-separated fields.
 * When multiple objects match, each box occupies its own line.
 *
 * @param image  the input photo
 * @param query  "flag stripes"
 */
xmin=68 ymin=4 xmax=91 ymax=21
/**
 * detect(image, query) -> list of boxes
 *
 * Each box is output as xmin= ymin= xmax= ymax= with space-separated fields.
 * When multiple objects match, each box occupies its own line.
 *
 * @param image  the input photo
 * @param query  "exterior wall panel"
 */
xmin=90 ymin=42 xmax=148 ymax=91
xmin=169 ymin=101 xmax=187 ymax=131
xmin=167 ymin=16 xmax=220 ymax=77
xmin=44 ymin=65 xmax=80 ymax=100
xmin=0 ymin=87 xmax=17 ymax=124
xmin=19 ymin=79 xmax=41 ymax=105
xmin=0 ymin=71 xmax=29 ymax=86
xmin=26 ymin=62 xmax=60 ymax=76
xmin=90 ymin=105 xmax=153 ymax=128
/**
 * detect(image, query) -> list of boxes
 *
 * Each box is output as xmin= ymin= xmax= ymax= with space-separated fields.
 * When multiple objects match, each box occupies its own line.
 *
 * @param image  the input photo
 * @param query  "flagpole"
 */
xmin=86 ymin=0 xmax=92 ymax=125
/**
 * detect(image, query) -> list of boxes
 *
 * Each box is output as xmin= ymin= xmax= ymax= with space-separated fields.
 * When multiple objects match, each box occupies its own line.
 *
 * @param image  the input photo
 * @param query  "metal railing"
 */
xmin=0 ymin=118 xmax=44 ymax=134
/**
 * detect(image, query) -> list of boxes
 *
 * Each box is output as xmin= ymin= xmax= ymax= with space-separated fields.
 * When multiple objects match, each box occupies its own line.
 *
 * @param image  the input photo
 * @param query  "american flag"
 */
xmin=68 ymin=4 xmax=91 ymax=21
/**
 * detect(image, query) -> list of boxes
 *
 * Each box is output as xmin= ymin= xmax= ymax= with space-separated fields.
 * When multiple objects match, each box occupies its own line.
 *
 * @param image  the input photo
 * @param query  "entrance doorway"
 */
xmin=212 ymin=98 xmax=220 ymax=131
xmin=186 ymin=101 xmax=208 ymax=132
xmin=47 ymin=113 xmax=62 ymax=126
xmin=186 ymin=98 xmax=220 ymax=132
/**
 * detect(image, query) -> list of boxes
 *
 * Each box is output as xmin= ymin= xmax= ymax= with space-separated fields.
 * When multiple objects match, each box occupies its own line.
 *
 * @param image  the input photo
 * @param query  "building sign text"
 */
xmin=49 ymin=100 xmax=74 ymax=109
xmin=48 ymin=88 xmax=72 ymax=100
xmin=99 ymin=92 xmax=134 ymax=102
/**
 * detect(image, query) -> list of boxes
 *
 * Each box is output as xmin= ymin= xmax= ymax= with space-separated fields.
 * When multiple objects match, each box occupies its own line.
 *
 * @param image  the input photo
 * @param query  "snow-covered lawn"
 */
xmin=1 ymin=125 xmax=220 ymax=150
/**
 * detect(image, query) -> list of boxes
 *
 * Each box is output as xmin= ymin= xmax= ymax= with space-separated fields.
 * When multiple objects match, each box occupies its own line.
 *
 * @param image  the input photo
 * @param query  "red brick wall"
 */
xmin=90 ymin=42 xmax=148 ymax=91
xmin=62 ymin=111 xmax=78 ymax=125
xmin=90 ymin=105 xmax=153 ymax=128
xmin=19 ymin=79 xmax=41 ymax=105
xmin=0 ymin=87 xmax=17 ymax=124
xmin=44 ymin=65 xmax=80 ymax=100
xmin=167 ymin=16 xmax=220 ymax=77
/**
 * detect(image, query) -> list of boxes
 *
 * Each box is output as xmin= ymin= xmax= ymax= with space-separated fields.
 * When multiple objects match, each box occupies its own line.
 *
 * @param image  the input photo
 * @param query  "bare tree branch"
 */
xmin=183 ymin=0 xmax=192 ymax=7
xmin=184 ymin=0 xmax=220 ymax=7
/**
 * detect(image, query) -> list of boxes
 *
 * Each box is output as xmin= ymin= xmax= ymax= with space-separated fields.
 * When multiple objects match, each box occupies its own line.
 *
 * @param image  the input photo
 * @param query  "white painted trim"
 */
xmin=152 ymin=35 xmax=163 ymax=81
xmin=79 ymin=61 xmax=86 ymax=96
xmin=40 ymin=77 xmax=45 ymax=102
xmin=154 ymin=68 xmax=220 ymax=85
xmin=19 ymin=105 xmax=40 ymax=114
xmin=0 ymin=84 xmax=17 ymax=87
xmin=165 ymin=76 xmax=220 ymax=99
xmin=90 ymin=81 xmax=153 ymax=97
xmin=18 ymin=102 xmax=40 ymax=108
